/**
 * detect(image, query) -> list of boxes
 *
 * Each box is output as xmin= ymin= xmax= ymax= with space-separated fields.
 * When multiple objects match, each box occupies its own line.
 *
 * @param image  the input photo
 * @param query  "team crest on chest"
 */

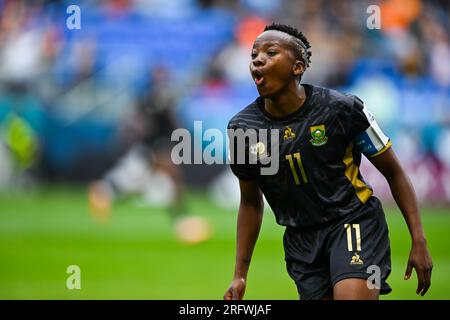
xmin=309 ymin=125 xmax=328 ymax=146
xmin=283 ymin=127 xmax=296 ymax=140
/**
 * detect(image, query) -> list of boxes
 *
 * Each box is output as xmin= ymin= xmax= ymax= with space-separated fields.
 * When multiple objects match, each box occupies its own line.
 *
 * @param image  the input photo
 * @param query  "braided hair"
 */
xmin=264 ymin=23 xmax=312 ymax=81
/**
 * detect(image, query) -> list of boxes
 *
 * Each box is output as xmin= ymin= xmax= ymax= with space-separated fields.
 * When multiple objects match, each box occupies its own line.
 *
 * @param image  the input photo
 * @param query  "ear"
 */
xmin=292 ymin=60 xmax=304 ymax=77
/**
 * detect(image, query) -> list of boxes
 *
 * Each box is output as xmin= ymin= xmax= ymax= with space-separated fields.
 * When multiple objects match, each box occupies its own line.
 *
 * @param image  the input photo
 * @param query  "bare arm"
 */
xmin=223 ymin=179 xmax=264 ymax=300
xmin=369 ymin=148 xmax=433 ymax=296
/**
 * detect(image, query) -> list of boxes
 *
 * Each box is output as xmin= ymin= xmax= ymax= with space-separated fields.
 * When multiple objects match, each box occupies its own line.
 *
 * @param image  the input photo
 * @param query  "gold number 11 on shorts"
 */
xmin=345 ymin=223 xmax=361 ymax=251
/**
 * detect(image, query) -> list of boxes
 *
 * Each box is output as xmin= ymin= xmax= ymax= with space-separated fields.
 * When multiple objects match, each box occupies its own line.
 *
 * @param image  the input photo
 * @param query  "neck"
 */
xmin=264 ymin=82 xmax=306 ymax=118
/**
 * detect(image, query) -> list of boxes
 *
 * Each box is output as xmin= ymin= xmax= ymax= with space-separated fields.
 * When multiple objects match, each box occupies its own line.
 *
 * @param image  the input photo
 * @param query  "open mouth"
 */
xmin=252 ymin=70 xmax=265 ymax=86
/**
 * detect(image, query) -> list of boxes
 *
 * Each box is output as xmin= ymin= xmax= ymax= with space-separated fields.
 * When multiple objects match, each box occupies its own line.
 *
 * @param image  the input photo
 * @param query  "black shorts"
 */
xmin=283 ymin=196 xmax=392 ymax=300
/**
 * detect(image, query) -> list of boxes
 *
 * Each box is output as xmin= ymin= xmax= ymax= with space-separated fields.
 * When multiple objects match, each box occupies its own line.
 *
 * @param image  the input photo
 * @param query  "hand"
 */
xmin=404 ymin=240 xmax=433 ymax=296
xmin=223 ymin=277 xmax=246 ymax=300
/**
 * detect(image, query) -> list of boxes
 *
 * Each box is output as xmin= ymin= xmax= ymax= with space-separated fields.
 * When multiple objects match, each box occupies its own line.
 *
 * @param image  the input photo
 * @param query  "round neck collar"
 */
xmin=256 ymin=84 xmax=312 ymax=122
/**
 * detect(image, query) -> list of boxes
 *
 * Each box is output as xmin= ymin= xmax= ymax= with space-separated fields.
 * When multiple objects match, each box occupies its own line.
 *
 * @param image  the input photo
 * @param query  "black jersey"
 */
xmin=228 ymin=84 xmax=392 ymax=228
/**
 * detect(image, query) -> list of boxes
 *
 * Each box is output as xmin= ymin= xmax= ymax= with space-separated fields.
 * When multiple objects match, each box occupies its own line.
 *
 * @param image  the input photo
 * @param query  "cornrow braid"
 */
xmin=264 ymin=23 xmax=312 ymax=69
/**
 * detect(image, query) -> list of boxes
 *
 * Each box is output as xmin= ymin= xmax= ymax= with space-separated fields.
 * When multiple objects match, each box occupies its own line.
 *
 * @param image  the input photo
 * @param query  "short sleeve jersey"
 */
xmin=228 ymin=84 xmax=392 ymax=228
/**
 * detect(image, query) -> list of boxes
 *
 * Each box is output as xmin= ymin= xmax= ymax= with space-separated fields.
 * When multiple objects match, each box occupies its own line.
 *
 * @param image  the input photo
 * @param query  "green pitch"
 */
xmin=0 ymin=186 xmax=449 ymax=299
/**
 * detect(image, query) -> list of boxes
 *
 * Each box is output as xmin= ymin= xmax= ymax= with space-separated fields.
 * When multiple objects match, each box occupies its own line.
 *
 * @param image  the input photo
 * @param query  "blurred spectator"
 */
xmin=0 ymin=0 xmax=45 ymax=83
xmin=215 ymin=16 xmax=268 ymax=84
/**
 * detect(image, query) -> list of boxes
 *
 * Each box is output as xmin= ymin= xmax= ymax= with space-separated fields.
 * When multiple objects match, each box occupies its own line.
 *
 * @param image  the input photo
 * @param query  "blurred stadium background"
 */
xmin=0 ymin=0 xmax=449 ymax=299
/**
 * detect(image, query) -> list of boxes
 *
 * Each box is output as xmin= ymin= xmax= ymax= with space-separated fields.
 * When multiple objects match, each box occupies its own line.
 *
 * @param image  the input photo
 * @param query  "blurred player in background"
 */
xmin=88 ymin=67 xmax=182 ymax=217
xmin=88 ymin=67 xmax=212 ymax=244
xmin=224 ymin=23 xmax=433 ymax=300
xmin=0 ymin=81 xmax=43 ymax=188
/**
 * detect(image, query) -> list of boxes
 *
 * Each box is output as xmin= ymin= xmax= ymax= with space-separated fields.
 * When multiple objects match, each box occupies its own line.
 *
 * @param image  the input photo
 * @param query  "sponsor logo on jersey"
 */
xmin=283 ymin=127 xmax=296 ymax=140
xmin=350 ymin=252 xmax=364 ymax=265
xmin=309 ymin=125 xmax=328 ymax=146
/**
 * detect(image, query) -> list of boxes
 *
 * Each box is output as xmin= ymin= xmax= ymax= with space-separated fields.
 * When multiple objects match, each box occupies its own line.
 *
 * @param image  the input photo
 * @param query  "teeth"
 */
xmin=252 ymin=70 xmax=264 ymax=85
xmin=253 ymin=70 xmax=262 ymax=78
xmin=253 ymin=71 xmax=263 ymax=80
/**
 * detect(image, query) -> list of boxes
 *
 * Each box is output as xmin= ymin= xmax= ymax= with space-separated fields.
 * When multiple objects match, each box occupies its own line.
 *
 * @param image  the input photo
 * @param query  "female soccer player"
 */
xmin=223 ymin=23 xmax=433 ymax=300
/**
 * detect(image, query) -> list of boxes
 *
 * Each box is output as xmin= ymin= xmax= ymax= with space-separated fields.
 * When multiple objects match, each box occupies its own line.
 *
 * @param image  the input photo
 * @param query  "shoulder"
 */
xmin=227 ymin=99 xmax=264 ymax=130
xmin=311 ymin=85 xmax=365 ymax=117
xmin=309 ymin=84 xmax=360 ymax=107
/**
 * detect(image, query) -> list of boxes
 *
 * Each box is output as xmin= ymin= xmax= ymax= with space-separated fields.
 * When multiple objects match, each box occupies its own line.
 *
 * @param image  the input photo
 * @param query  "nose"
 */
xmin=252 ymin=54 xmax=265 ymax=67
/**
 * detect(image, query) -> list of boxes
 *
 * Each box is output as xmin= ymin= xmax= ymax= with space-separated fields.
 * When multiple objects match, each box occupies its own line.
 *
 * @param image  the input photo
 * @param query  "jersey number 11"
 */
xmin=286 ymin=152 xmax=308 ymax=185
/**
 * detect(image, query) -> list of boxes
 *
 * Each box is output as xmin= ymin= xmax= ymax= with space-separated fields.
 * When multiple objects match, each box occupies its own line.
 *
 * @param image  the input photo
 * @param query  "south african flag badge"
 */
xmin=309 ymin=125 xmax=328 ymax=146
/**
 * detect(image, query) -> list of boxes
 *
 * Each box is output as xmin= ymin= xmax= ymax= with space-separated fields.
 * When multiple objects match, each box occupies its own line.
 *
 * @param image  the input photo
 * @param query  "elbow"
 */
xmin=383 ymin=166 xmax=409 ymax=187
xmin=255 ymin=199 xmax=264 ymax=213
xmin=382 ymin=169 xmax=396 ymax=184
xmin=240 ymin=196 xmax=264 ymax=213
xmin=255 ymin=193 xmax=264 ymax=212
xmin=378 ymin=159 xmax=405 ymax=183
